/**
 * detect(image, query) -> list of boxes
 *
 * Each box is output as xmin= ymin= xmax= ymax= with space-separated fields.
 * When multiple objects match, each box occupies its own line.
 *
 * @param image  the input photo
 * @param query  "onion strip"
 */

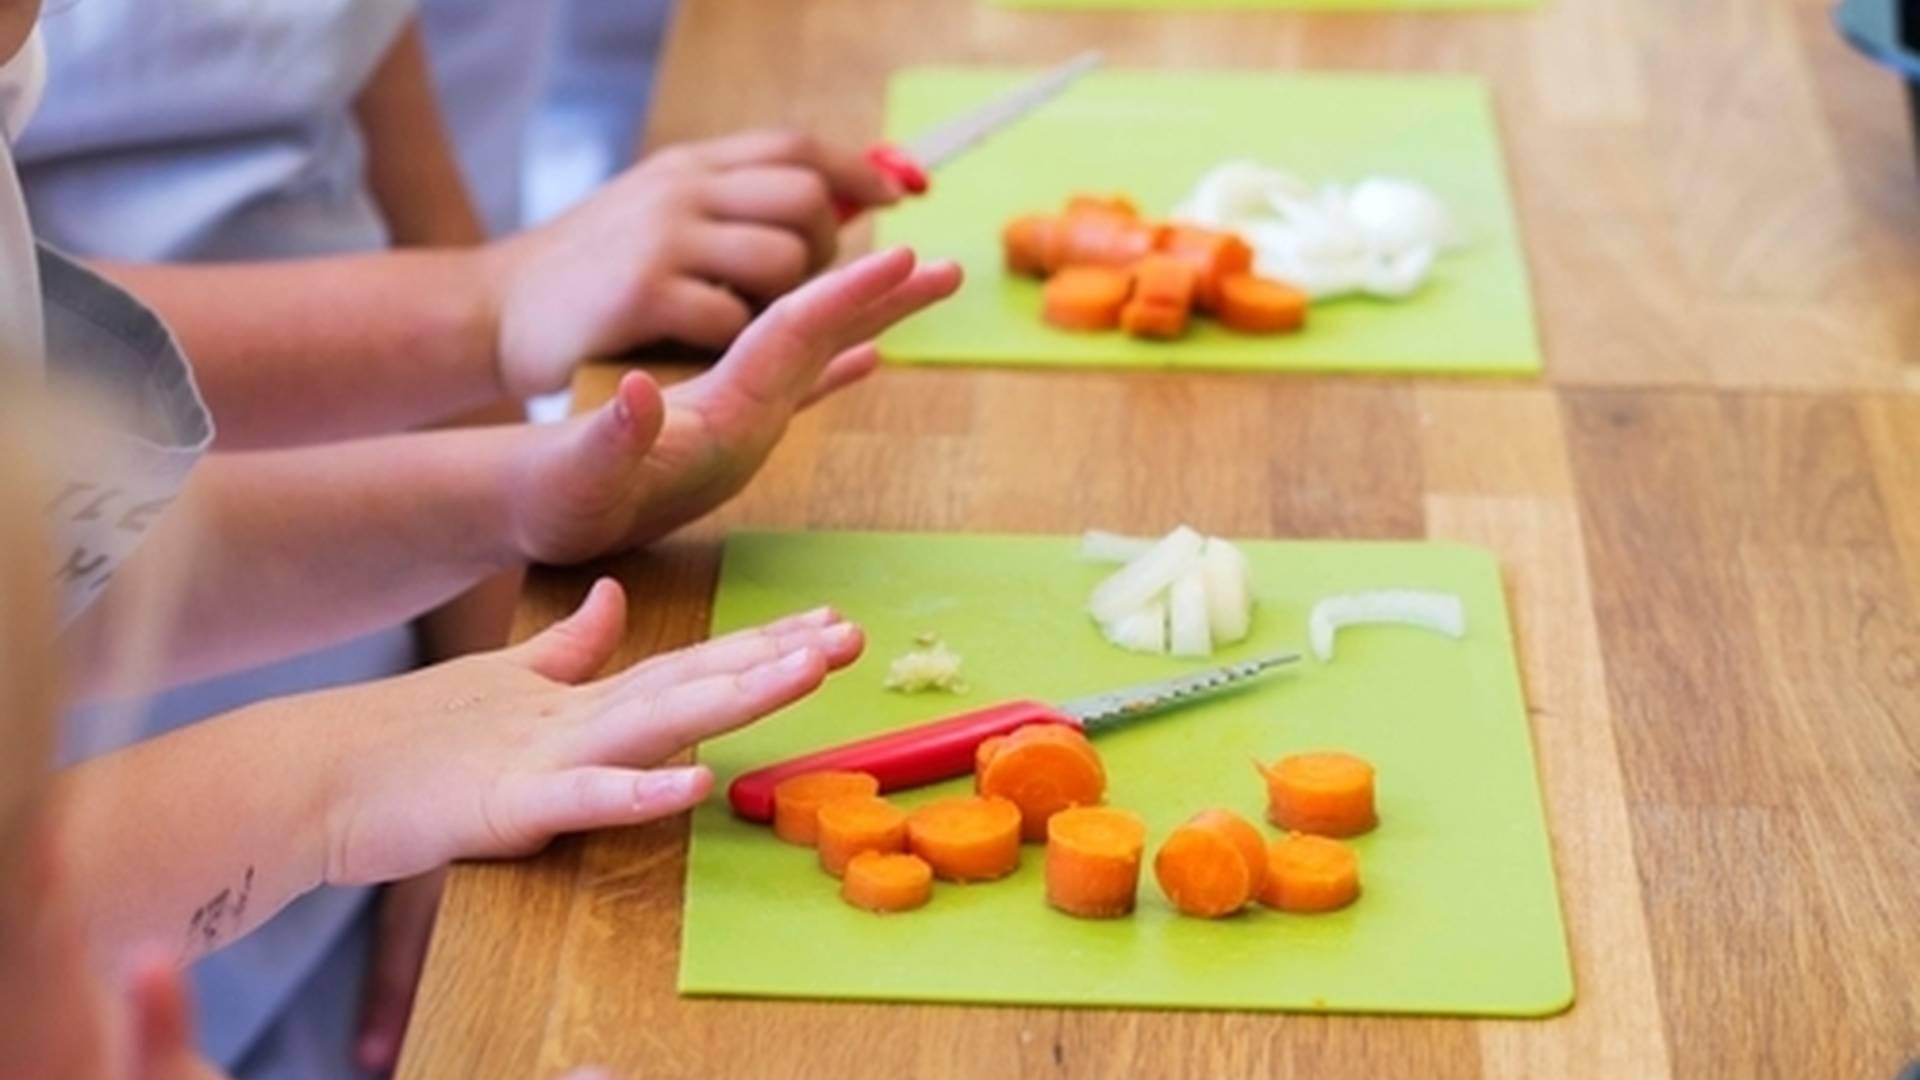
xmin=1308 ymin=590 xmax=1465 ymax=661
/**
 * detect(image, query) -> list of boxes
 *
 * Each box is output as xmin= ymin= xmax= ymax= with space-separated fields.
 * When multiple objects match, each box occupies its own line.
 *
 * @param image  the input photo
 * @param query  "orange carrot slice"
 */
xmin=1002 ymin=214 xmax=1056 ymax=277
xmin=1043 ymin=265 xmax=1134 ymax=332
xmin=1154 ymin=813 xmax=1259 ymax=918
xmin=771 ymin=770 xmax=879 ymax=846
xmin=1119 ymin=254 xmax=1196 ymax=340
xmin=906 ymin=796 xmax=1022 ymax=882
xmin=1257 ymin=752 xmax=1377 ymax=837
xmin=1064 ymin=193 xmax=1141 ymax=221
xmin=816 ymin=795 xmax=910 ymax=877
xmin=1217 ymin=274 xmax=1308 ymax=334
xmin=1258 ymin=833 xmax=1361 ymax=913
xmin=973 ymin=735 xmax=1010 ymax=794
xmin=1045 ymin=806 xmax=1146 ymax=918
xmin=1158 ymin=226 xmax=1254 ymax=312
xmin=1044 ymin=213 xmax=1161 ymax=273
xmin=977 ymin=723 xmax=1107 ymax=841
xmin=1185 ymin=809 xmax=1267 ymax=898
xmin=841 ymin=851 xmax=934 ymax=913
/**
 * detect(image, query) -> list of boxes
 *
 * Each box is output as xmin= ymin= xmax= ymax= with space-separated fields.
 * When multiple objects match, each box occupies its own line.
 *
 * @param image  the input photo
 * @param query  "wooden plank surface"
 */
xmin=399 ymin=0 xmax=1920 ymax=1076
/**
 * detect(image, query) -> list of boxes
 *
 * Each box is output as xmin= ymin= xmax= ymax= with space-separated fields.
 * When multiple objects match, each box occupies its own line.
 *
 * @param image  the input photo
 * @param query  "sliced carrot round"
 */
xmin=1258 ymin=833 xmax=1361 ymax=913
xmin=906 ymin=796 xmax=1022 ymax=882
xmin=973 ymin=734 xmax=1010 ymax=794
xmin=1063 ymin=193 xmax=1141 ymax=221
xmin=1044 ymin=214 xmax=1160 ymax=274
xmin=1257 ymin=752 xmax=1377 ymax=837
xmin=771 ymin=770 xmax=879 ymax=846
xmin=978 ymin=724 xmax=1106 ymax=842
xmin=1217 ymin=274 xmax=1308 ymax=334
xmin=1154 ymin=816 xmax=1257 ymax=918
xmin=1045 ymin=806 xmax=1146 ymax=918
xmin=816 ymin=795 xmax=910 ymax=877
xmin=841 ymin=851 xmax=933 ymax=913
xmin=1043 ymin=265 xmax=1135 ymax=332
xmin=1158 ymin=226 xmax=1254 ymax=312
xmin=1002 ymin=214 xmax=1056 ymax=277
xmin=1182 ymin=809 xmax=1267 ymax=898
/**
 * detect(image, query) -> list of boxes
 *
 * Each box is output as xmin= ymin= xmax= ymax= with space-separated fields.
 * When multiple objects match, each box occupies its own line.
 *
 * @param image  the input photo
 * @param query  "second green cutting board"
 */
xmin=680 ymin=531 xmax=1573 ymax=1016
xmin=876 ymin=70 xmax=1541 ymax=375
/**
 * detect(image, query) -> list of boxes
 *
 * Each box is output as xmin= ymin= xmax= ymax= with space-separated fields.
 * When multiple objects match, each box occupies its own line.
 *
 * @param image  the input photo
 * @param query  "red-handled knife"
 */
xmin=727 ymin=651 xmax=1300 ymax=821
xmin=835 ymin=50 xmax=1105 ymax=222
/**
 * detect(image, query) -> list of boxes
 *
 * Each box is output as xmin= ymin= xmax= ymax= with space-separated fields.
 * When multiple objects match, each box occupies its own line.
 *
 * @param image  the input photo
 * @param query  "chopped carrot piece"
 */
xmin=1257 ymin=752 xmax=1377 ymax=837
xmin=1217 ymin=274 xmax=1308 ymax=334
xmin=1064 ymin=193 xmax=1141 ymax=221
xmin=1184 ymin=809 xmax=1267 ymax=898
xmin=1002 ymin=214 xmax=1056 ymax=277
xmin=1153 ymin=811 xmax=1261 ymax=918
xmin=1119 ymin=300 xmax=1189 ymax=339
xmin=1044 ymin=213 xmax=1161 ymax=274
xmin=771 ymin=770 xmax=879 ymax=846
xmin=1119 ymin=254 xmax=1196 ymax=340
xmin=1043 ymin=265 xmax=1135 ymax=332
xmin=841 ymin=851 xmax=933 ymax=913
xmin=1045 ymin=806 xmax=1146 ymax=918
xmin=906 ymin=796 xmax=1022 ymax=882
xmin=816 ymin=795 xmax=910 ymax=877
xmin=977 ymin=723 xmax=1106 ymax=841
xmin=973 ymin=735 xmax=1010 ymax=794
xmin=1258 ymin=833 xmax=1361 ymax=913
xmin=1158 ymin=226 xmax=1254 ymax=312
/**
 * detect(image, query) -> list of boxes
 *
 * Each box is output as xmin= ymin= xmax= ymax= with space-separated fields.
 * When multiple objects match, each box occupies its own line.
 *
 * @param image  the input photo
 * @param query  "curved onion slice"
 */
xmin=1103 ymin=602 xmax=1168 ymax=654
xmin=1200 ymin=538 xmax=1252 ymax=645
xmin=1087 ymin=526 xmax=1205 ymax=626
xmin=1168 ymin=568 xmax=1213 ymax=658
xmin=1309 ymin=590 xmax=1465 ymax=661
xmin=1079 ymin=529 xmax=1155 ymax=564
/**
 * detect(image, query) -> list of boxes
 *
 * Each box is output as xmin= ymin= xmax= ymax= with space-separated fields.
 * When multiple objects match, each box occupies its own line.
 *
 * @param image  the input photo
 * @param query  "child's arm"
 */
xmin=95 ymin=130 xmax=904 ymax=451
xmin=55 ymin=580 xmax=862 ymax=963
xmin=64 ymin=248 xmax=961 ymax=694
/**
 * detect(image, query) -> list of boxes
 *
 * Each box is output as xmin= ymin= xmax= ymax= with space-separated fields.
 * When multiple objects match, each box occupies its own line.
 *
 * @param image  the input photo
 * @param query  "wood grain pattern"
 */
xmin=399 ymin=0 xmax=1920 ymax=1076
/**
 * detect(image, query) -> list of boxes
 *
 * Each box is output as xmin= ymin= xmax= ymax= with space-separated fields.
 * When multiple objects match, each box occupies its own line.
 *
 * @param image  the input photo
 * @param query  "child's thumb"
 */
xmin=513 ymin=577 xmax=628 ymax=683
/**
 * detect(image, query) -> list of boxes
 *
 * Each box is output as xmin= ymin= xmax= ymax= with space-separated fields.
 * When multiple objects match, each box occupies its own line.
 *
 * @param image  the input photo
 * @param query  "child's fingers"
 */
xmin=835 ymin=260 xmax=964 ymax=347
xmin=124 ymin=948 xmax=199 ymax=1080
xmin=605 ymin=617 xmax=862 ymax=700
xmin=682 ymin=129 xmax=905 ymax=208
xmin=699 ymin=166 xmax=840 ymax=266
xmin=510 ymin=577 xmax=629 ymax=683
xmin=577 ymin=646 xmax=830 ymax=765
xmin=497 ymin=765 xmax=712 ymax=842
xmin=680 ymin=222 xmax=812 ymax=302
xmin=649 ymin=276 xmax=755 ymax=352
xmin=799 ymin=343 xmax=882 ymax=409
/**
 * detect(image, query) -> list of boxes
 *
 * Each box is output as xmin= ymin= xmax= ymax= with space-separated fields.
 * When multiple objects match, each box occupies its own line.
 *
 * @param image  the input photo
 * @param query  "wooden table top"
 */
xmin=398 ymin=1 xmax=1920 ymax=1076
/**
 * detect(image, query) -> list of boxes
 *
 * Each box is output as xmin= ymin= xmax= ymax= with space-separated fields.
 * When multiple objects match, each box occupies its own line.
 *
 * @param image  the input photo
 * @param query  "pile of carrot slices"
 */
xmin=1003 ymin=195 xmax=1309 ymax=340
xmin=763 ymin=733 xmax=1376 ymax=920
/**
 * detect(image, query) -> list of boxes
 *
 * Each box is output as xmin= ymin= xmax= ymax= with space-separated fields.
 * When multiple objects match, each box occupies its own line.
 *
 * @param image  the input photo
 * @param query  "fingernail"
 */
xmin=778 ymin=648 xmax=816 ymax=672
xmin=824 ymin=623 xmax=859 ymax=649
xmin=800 ymin=605 xmax=836 ymax=624
xmin=641 ymin=767 xmax=705 ymax=804
xmin=613 ymin=394 xmax=633 ymax=427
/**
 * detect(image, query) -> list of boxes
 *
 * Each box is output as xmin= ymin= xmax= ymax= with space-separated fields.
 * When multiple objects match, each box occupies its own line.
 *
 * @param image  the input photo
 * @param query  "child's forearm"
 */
xmin=93 ymin=252 xmax=504 ymax=450
xmin=52 ymin=698 xmax=341 ymax=963
xmin=65 ymin=426 xmax=529 ymax=696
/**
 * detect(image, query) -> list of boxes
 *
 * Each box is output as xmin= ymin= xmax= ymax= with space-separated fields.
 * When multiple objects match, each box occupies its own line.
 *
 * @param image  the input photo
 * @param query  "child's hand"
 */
xmin=320 ymin=580 xmax=863 ymax=888
xmin=503 ymin=246 xmax=961 ymax=565
xmin=485 ymin=130 xmax=908 ymax=397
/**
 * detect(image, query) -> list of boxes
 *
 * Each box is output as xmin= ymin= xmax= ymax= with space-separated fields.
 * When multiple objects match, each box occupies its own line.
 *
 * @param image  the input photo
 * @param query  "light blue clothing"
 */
xmin=18 ymin=0 xmax=414 ymax=260
xmin=420 ymin=0 xmax=674 ymax=231
xmin=22 ymin=2 xmax=421 ymax=1073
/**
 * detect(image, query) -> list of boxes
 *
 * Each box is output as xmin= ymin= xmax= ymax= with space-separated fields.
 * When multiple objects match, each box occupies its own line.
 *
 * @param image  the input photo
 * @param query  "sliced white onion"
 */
xmin=1167 ymin=568 xmax=1213 ymax=658
xmin=1309 ymin=590 xmax=1466 ymax=662
xmin=1200 ymin=538 xmax=1252 ymax=645
xmin=1078 ymin=529 xmax=1155 ymax=564
xmin=1365 ymin=245 xmax=1436 ymax=300
xmin=1346 ymin=177 xmax=1461 ymax=253
xmin=1087 ymin=525 xmax=1205 ymax=626
xmin=1103 ymin=602 xmax=1168 ymax=655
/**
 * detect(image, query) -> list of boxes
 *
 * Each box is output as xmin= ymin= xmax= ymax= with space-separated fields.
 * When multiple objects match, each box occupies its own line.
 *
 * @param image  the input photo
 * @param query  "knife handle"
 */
xmin=727 ymin=700 xmax=1078 ymax=821
xmin=833 ymin=143 xmax=931 ymax=223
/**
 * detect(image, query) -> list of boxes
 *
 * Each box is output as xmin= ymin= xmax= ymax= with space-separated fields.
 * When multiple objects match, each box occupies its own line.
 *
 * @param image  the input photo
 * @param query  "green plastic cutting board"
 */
xmin=680 ymin=531 xmax=1573 ymax=1016
xmin=874 ymin=71 xmax=1541 ymax=375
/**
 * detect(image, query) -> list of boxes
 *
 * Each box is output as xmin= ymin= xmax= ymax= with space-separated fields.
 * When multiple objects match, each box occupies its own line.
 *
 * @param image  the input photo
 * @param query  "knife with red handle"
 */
xmin=727 ymin=651 xmax=1299 ymax=821
xmin=833 ymin=50 xmax=1104 ymax=222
